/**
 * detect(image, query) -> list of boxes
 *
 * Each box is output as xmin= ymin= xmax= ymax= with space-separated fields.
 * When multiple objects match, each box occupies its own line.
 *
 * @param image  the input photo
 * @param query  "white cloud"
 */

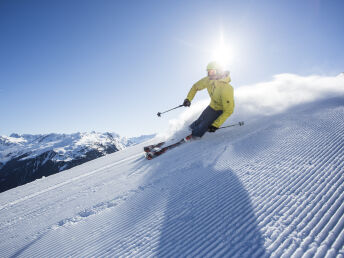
xmin=159 ymin=73 xmax=344 ymax=140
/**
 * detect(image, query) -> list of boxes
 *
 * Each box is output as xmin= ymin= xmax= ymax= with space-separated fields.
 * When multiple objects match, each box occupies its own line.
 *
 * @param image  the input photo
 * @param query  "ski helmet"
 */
xmin=206 ymin=61 xmax=223 ymax=71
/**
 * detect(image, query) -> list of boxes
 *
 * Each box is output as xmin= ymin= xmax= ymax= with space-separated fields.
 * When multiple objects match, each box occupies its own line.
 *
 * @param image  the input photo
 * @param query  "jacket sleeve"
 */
xmin=212 ymin=85 xmax=234 ymax=128
xmin=186 ymin=77 xmax=208 ymax=101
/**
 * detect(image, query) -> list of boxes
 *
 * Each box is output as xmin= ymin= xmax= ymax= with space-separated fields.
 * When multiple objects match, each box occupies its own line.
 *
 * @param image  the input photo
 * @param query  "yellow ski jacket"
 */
xmin=186 ymin=75 xmax=235 ymax=128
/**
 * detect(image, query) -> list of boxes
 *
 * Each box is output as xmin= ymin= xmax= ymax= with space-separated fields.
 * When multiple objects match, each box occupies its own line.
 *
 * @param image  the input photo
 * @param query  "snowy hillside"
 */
xmin=0 ymin=132 xmax=155 ymax=193
xmin=0 ymin=74 xmax=343 ymax=257
xmin=0 ymin=95 xmax=343 ymax=257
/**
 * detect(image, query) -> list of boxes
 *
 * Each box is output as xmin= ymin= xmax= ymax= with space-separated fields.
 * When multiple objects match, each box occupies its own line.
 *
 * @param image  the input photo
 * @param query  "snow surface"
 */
xmin=0 ymin=74 xmax=343 ymax=257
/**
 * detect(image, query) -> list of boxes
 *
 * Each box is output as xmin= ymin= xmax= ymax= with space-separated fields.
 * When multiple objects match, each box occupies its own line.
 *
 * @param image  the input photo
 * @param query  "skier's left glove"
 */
xmin=183 ymin=99 xmax=191 ymax=107
xmin=208 ymin=125 xmax=218 ymax=133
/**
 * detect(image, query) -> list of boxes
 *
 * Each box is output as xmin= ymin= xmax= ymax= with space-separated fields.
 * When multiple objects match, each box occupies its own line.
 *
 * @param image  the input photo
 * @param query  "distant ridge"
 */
xmin=0 ymin=132 xmax=155 ymax=193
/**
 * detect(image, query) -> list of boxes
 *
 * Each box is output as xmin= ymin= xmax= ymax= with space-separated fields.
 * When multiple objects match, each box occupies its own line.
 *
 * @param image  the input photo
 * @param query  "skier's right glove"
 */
xmin=208 ymin=125 xmax=218 ymax=133
xmin=183 ymin=99 xmax=191 ymax=107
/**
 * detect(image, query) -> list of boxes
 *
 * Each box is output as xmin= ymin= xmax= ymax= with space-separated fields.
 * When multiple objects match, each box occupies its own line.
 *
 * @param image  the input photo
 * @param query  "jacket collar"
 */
xmin=205 ymin=75 xmax=231 ymax=83
xmin=218 ymin=76 xmax=231 ymax=83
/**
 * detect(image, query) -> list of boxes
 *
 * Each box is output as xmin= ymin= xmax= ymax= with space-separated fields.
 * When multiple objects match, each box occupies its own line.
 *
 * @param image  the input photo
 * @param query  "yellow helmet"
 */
xmin=206 ymin=61 xmax=223 ymax=71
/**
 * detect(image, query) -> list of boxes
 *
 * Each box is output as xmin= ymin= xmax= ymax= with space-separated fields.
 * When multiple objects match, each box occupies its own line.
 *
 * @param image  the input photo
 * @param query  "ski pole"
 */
xmin=218 ymin=121 xmax=245 ymax=129
xmin=157 ymin=105 xmax=184 ymax=117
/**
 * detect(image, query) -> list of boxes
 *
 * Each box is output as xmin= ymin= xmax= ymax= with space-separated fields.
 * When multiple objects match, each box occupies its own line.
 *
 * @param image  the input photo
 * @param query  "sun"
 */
xmin=210 ymin=31 xmax=237 ymax=69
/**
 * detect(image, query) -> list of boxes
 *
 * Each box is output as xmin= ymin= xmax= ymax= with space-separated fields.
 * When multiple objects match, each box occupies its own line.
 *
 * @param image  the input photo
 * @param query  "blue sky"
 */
xmin=1 ymin=0 xmax=343 ymax=137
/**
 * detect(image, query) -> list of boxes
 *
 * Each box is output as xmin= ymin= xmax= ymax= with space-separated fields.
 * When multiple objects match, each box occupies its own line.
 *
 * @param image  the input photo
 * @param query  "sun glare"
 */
xmin=210 ymin=31 xmax=237 ymax=69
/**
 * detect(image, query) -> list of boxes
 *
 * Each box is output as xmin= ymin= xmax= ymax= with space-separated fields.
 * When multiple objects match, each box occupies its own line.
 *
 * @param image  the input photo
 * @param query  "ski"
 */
xmin=143 ymin=141 xmax=165 ymax=153
xmin=145 ymin=135 xmax=192 ymax=160
xmin=144 ymin=121 xmax=245 ymax=160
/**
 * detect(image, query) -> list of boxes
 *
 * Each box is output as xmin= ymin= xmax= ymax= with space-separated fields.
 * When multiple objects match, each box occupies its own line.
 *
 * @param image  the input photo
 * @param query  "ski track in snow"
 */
xmin=0 ymin=97 xmax=344 ymax=257
xmin=0 ymin=153 xmax=142 ymax=212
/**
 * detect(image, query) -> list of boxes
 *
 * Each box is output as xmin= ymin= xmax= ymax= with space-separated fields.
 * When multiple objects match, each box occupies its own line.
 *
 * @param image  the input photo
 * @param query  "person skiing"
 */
xmin=182 ymin=61 xmax=235 ymax=138
xmin=144 ymin=61 xmax=236 ymax=159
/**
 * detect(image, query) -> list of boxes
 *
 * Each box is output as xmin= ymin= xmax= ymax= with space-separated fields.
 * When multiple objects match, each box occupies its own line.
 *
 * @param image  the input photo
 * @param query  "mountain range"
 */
xmin=0 ymin=132 xmax=155 ymax=193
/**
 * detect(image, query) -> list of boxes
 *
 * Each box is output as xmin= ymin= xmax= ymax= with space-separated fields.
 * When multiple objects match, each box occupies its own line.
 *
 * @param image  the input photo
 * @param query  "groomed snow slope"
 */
xmin=0 ymin=97 xmax=344 ymax=257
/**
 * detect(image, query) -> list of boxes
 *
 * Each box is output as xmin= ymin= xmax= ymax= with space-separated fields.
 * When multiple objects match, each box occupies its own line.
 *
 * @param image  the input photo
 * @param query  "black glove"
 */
xmin=183 ymin=99 xmax=191 ymax=107
xmin=208 ymin=125 xmax=218 ymax=133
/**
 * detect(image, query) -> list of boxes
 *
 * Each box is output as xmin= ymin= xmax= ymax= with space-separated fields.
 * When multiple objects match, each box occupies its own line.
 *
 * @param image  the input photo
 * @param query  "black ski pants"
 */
xmin=190 ymin=106 xmax=223 ymax=137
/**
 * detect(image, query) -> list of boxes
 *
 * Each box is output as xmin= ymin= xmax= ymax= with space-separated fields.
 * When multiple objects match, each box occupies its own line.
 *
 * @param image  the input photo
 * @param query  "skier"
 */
xmin=144 ymin=61 xmax=236 ymax=159
xmin=183 ymin=61 xmax=235 ymax=138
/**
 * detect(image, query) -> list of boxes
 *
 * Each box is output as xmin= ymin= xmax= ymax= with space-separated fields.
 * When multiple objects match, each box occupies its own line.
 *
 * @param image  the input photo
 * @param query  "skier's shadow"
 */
xmin=134 ymin=146 xmax=268 ymax=257
xmin=158 ymin=161 xmax=266 ymax=256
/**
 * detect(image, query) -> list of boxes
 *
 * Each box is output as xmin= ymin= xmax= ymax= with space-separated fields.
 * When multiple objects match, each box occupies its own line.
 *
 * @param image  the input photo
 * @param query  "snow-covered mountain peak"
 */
xmin=0 ymin=132 xmax=129 ymax=164
xmin=0 ymin=135 xmax=26 ymax=146
xmin=9 ymin=133 xmax=20 ymax=138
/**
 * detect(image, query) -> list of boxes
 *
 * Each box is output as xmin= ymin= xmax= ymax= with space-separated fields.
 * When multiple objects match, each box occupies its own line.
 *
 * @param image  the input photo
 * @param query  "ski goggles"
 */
xmin=207 ymin=69 xmax=217 ymax=76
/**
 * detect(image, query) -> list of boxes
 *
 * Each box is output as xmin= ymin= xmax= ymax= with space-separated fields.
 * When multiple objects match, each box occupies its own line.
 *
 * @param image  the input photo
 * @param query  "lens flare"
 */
xmin=210 ymin=31 xmax=237 ymax=69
